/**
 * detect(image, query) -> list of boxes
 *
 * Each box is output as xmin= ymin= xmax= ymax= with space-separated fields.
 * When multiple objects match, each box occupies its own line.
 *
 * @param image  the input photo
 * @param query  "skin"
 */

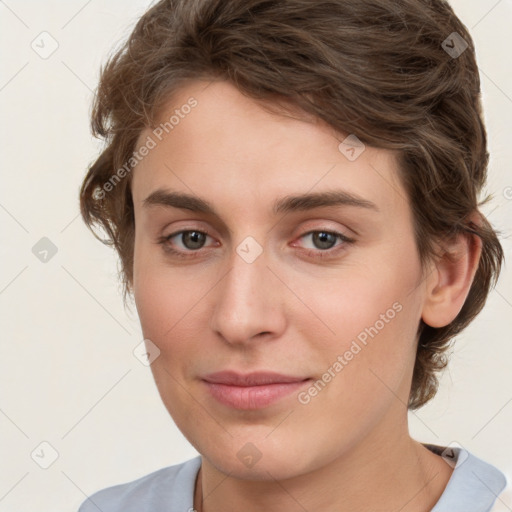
xmin=130 ymin=80 xmax=481 ymax=512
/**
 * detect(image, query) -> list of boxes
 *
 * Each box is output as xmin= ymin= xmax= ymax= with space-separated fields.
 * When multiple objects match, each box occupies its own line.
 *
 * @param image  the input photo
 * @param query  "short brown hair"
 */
xmin=79 ymin=0 xmax=504 ymax=410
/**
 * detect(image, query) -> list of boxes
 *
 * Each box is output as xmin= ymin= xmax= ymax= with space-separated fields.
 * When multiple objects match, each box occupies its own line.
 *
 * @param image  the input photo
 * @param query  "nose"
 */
xmin=208 ymin=244 xmax=286 ymax=347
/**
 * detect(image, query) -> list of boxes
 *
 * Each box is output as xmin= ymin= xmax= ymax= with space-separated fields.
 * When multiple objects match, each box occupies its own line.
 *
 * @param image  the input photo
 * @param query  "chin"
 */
xmin=199 ymin=433 xmax=318 ymax=482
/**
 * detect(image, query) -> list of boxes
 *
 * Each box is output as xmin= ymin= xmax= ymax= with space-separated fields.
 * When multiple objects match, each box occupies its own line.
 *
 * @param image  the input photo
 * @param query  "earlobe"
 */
xmin=421 ymin=228 xmax=483 ymax=329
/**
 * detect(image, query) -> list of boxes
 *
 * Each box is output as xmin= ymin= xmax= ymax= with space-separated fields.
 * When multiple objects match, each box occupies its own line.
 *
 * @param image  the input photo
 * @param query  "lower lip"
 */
xmin=203 ymin=380 xmax=311 ymax=410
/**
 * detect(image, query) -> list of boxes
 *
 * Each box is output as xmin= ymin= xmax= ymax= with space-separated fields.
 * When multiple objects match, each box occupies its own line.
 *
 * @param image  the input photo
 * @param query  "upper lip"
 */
xmin=202 ymin=371 xmax=310 ymax=386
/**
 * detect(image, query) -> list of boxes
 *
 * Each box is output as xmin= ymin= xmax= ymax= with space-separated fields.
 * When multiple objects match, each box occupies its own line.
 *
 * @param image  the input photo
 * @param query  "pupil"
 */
xmin=314 ymin=232 xmax=335 ymax=249
xmin=184 ymin=231 xmax=204 ymax=249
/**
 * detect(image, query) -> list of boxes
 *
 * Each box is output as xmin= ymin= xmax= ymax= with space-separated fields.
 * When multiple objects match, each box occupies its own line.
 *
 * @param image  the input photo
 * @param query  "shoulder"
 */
xmin=77 ymin=456 xmax=201 ymax=512
xmin=425 ymin=444 xmax=509 ymax=512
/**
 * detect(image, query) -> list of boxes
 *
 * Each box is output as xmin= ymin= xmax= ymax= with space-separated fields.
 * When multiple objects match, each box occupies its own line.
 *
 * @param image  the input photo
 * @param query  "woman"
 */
xmin=78 ymin=0 xmax=507 ymax=510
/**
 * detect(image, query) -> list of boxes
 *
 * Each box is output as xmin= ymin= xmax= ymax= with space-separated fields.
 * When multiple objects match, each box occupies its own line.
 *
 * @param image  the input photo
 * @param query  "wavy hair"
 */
xmin=79 ymin=0 xmax=504 ymax=409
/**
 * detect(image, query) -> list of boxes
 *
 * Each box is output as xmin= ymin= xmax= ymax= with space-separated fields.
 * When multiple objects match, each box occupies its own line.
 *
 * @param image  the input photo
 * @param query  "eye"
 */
xmin=157 ymin=229 xmax=215 ymax=258
xmin=294 ymin=230 xmax=355 ymax=259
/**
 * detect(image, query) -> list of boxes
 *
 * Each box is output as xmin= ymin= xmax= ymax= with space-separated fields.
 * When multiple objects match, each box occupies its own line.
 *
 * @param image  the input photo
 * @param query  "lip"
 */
xmin=202 ymin=371 xmax=311 ymax=410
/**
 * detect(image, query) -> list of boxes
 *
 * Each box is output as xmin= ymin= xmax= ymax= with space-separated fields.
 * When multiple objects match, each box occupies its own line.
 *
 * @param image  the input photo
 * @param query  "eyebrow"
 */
xmin=142 ymin=188 xmax=379 ymax=216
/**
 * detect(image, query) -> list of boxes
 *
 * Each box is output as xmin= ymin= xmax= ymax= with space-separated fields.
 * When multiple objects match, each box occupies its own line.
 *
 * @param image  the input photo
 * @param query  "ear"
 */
xmin=421 ymin=216 xmax=483 ymax=328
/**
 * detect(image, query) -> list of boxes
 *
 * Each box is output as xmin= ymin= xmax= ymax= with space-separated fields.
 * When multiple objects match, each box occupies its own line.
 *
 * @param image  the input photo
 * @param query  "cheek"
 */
xmin=296 ymin=288 xmax=418 ymax=451
xmin=134 ymin=274 xmax=197 ymax=361
xmin=306 ymin=251 xmax=422 ymax=397
xmin=133 ymin=264 xmax=203 ymax=419
xmin=133 ymin=248 xmax=212 ymax=371
xmin=133 ymin=243 xmax=178 ymax=359
xmin=313 ymin=265 xmax=418 ymax=348
xmin=133 ymin=237 xmax=180 ymax=339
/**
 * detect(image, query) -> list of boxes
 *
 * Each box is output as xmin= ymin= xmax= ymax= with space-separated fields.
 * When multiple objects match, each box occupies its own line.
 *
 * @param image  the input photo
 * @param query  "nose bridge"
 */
xmin=209 ymin=238 xmax=284 ymax=343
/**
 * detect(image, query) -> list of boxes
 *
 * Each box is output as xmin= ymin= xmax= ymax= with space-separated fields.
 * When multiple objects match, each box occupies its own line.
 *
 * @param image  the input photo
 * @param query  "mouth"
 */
xmin=201 ymin=370 xmax=312 ymax=410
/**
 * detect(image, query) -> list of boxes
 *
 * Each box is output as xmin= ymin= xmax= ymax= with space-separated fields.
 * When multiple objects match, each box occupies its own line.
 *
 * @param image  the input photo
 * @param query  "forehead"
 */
xmin=131 ymin=80 xmax=407 ymax=220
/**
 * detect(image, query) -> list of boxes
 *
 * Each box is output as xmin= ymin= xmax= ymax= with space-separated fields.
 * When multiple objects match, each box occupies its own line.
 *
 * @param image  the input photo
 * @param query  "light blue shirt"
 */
xmin=78 ymin=444 xmax=508 ymax=512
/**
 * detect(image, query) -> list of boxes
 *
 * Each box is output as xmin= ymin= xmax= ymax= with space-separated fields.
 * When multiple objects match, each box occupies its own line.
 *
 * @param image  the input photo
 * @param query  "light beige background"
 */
xmin=0 ymin=1 xmax=511 ymax=511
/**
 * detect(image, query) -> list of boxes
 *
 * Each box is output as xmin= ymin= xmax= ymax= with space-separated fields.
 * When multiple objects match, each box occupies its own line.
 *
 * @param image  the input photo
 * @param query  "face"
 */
xmin=131 ymin=80 xmax=428 ymax=480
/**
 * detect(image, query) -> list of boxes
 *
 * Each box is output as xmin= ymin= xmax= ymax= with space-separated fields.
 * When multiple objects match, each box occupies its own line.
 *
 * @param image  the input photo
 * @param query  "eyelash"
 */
xmin=156 ymin=229 xmax=355 ymax=260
